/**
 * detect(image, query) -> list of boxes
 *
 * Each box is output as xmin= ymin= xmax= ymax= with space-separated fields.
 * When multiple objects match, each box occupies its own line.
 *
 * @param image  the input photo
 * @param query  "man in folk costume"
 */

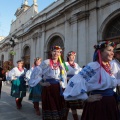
xmin=111 ymin=43 xmax=120 ymax=119
xmin=29 ymin=46 xmax=67 ymax=120
xmin=65 ymin=51 xmax=82 ymax=120
xmin=8 ymin=60 xmax=27 ymax=109
xmin=26 ymin=57 xmax=42 ymax=116
xmin=64 ymin=41 xmax=119 ymax=120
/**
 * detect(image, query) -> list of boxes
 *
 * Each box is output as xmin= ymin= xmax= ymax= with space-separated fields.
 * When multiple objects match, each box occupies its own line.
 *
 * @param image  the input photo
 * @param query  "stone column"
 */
xmin=36 ymin=32 xmax=42 ymax=58
xmin=71 ymin=19 xmax=78 ymax=62
xmin=78 ymin=20 xmax=86 ymax=67
xmin=88 ymin=10 xmax=98 ymax=62
xmin=30 ymin=36 xmax=34 ymax=67
xmin=31 ymin=33 xmax=38 ymax=63
xmin=40 ymin=25 xmax=45 ymax=59
xmin=64 ymin=17 xmax=70 ymax=60
xmin=70 ymin=11 xmax=90 ymax=66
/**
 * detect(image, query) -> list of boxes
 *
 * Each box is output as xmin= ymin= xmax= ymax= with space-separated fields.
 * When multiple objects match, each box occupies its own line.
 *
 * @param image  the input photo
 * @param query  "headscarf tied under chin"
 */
xmin=93 ymin=41 xmax=116 ymax=83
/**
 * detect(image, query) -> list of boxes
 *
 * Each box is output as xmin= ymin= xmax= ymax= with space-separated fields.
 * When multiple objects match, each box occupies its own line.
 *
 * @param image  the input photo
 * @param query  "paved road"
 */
xmin=0 ymin=83 xmax=83 ymax=120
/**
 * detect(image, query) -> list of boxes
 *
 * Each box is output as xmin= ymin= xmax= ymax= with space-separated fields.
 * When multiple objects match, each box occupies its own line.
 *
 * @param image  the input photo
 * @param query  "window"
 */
xmin=104 ymin=16 xmax=120 ymax=39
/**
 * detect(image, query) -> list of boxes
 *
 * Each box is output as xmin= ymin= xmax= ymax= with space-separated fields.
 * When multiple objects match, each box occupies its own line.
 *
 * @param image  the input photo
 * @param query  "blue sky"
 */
xmin=0 ymin=0 xmax=55 ymax=36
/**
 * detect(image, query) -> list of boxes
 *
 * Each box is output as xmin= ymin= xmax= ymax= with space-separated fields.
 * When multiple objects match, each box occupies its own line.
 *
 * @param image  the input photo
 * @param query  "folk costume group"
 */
xmin=4 ymin=41 xmax=120 ymax=120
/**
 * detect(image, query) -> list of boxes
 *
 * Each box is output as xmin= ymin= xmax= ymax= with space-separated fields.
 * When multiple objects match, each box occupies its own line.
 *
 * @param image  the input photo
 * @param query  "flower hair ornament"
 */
xmin=94 ymin=41 xmax=116 ymax=50
xmin=51 ymin=46 xmax=62 ymax=52
xmin=67 ymin=51 xmax=76 ymax=57
xmin=93 ymin=41 xmax=116 ymax=83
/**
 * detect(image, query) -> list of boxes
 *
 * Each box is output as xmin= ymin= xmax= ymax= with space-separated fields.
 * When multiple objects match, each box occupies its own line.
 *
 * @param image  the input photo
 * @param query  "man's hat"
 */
xmin=115 ymin=44 xmax=120 ymax=52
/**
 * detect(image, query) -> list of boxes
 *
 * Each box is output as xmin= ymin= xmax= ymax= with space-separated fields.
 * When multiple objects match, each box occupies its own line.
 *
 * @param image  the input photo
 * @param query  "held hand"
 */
xmin=86 ymin=94 xmax=102 ymax=102
xmin=0 ymin=78 xmax=2 ymax=80
xmin=40 ymin=82 xmax=51 ymax=87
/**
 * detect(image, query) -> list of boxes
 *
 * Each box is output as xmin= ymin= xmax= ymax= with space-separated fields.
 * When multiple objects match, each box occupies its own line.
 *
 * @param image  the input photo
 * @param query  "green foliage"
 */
xmin=9 ymin=51 xmax=16 ymax=56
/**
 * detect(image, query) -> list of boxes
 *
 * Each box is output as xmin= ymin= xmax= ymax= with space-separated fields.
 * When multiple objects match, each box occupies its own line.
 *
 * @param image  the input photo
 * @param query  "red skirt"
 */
xmin=66 ymin=99 xmax=84 ymax=109
xmin=42 ymin=83 xmax=66 ymax=120
xmin=81 ymin=96 xmax=119 ymax=120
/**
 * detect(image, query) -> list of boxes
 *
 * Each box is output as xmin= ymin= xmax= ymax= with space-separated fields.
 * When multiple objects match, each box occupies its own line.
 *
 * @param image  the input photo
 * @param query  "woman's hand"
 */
xmin=40 ymin=82 xmax=51 ymax=86
xmin=0 ymin=78 xmax=2 ymax=80
xmin=86 ymin=94 xmax=102 ymax=102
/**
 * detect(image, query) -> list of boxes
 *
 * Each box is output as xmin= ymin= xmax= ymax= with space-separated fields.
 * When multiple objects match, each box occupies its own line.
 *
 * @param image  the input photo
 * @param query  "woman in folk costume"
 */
xmin=64 ymin=41 xmax=119 ymax=120
xmin=29 ymin=46 xmax=67 ymax=120
xmin=8 ymin=60 xmax=27 ymax=109
xmin=26 ymin=57 xmax=42 ymax=116
xmin=65 ymin=51 xmax=82 ymax=120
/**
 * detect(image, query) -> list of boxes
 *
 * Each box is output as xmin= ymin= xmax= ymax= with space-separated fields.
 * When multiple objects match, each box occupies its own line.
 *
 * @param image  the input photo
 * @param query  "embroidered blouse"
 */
xmin=29 ymin=59 xmax=67 ymax=88
xmin=65 ymin=62 xmax=82 ymax=77
xmin=63 ymin=62 xmax=118 ymax=100
xmin=8 ymin=67 xmax=26 ymax=80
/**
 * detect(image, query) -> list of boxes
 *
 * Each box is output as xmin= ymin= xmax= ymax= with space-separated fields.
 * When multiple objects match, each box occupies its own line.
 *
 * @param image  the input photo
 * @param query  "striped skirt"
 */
xmin=66 ymin=75 xmax=84 ymax=109
xmin=66 ymin=99 xmax=84 ymax=109
xmin=42 ymin=79 xmax=66 ymax=120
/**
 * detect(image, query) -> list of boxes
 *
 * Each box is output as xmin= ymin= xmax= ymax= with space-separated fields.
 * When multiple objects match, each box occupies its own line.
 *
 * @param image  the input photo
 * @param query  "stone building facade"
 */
xmin=0 ymin=0 xmax=120 ymax=69
xmin=0 ymin=36 xmax=5 ymax=41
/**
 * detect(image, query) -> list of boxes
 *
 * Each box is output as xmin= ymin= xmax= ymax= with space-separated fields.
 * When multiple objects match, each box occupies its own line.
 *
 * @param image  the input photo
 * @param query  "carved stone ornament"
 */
xmin=32 ymin=32 xmax=38 ymax=39
xmin=68 ymin=11 xmax=89 ymax=24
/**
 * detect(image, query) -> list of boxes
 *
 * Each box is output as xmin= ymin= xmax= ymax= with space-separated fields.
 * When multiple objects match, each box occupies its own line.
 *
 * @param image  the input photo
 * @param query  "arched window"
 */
xmin=23 ymin=46 xmax=30 ymax=70
xmin=47 ymin=36 xmax=64 ymax=59
xmin=104 ymin=15 xmax=120 ymax=41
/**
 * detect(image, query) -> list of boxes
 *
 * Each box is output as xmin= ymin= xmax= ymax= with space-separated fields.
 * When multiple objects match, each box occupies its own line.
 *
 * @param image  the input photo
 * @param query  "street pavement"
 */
xmin=0 ymin=83 xmax=83 ymax=120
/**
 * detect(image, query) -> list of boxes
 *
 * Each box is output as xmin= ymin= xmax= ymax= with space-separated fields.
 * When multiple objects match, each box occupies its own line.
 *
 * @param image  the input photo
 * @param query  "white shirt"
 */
xmin=29 ymin=59 xmax=67 ymax=88
xmin=111 ymin=59 xmax=120 ymax=90
xmin=65 ymin=62 xmax=82 ymax=76
xmin=8 ymin=67 xmax=26 ymax=80
xmin=63 ymin=62 xmax=117 ymax=100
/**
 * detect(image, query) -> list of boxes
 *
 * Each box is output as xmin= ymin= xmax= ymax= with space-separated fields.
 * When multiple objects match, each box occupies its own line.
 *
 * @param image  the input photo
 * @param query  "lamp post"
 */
xmin=9 ymin=36 xmax=18 ymax=56
xmin=9 ymin=36 xmax=18 ymax=48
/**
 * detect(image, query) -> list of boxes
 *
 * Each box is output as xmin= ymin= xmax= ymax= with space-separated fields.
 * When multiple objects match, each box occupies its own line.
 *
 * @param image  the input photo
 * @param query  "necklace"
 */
xmin=102 ymin=63 xmax=112 ymax=76
xmin=18 ymin=67 xmax=23 ymax=72
xmin=68 ymin=61 xmax=76 ymax=68
xmin=50 ymin=59 xmax=59 ymax=70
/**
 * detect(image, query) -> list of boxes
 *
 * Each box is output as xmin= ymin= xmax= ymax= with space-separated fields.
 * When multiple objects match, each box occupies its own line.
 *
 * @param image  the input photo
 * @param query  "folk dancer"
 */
xmin=65 ymin=51 xmax=82 ymax=120
xmin=26 ymin=57 xmax=42 ymax=115
xmin=29 ymin=46 xmax=67 ymax=120
xmin=64 ymin=41 xmax=119 ymax=120
xmin=8 ymin=60 xmax=27 ymax=109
